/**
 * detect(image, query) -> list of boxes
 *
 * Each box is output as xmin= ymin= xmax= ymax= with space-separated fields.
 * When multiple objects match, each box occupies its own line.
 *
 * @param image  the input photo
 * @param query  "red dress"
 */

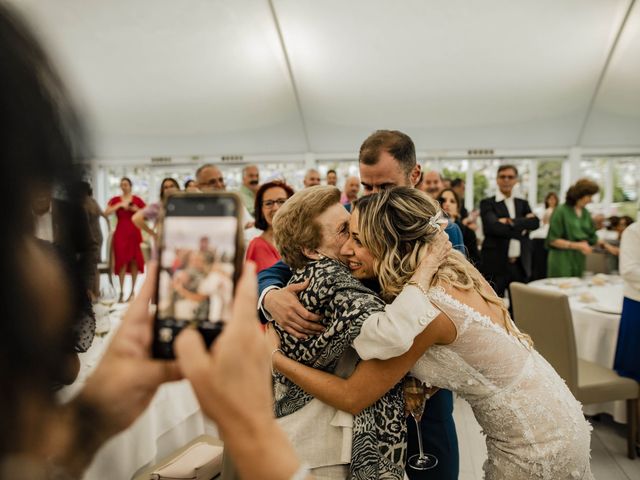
xmin=245 ymin=235 xmax=280 ymax=272
xmin=108 ymin=195 xmax=146 ymax=274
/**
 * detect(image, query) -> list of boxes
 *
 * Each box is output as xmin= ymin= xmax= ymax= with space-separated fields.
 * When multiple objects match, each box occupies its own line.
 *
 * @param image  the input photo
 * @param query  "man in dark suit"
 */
xmin=480 ymin=165 xmax=539 ymax=299
xmin=258 ymin=130 xmax=461 ymax=480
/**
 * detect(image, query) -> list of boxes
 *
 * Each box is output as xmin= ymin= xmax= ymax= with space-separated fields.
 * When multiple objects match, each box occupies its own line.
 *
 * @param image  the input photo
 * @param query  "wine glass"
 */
xmin=404 ymin=376 xmax=438 ymax=470
xmin=97 ymin=281 xmax=118 ymax=335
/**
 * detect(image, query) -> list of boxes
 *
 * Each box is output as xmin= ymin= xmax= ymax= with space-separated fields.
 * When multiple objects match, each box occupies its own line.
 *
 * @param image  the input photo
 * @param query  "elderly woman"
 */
xmin=245 ymin=181 xmax=294 ymax=272
xmin=269 ymin=185 xmax=447 ymax=480
xmin=546 ymin=178 xmax=600 ymax=278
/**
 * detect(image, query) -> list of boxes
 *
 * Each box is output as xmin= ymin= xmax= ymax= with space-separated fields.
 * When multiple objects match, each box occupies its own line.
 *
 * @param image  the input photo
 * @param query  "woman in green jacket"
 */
xmin=546 ymin=178 xmax=600 ymax=277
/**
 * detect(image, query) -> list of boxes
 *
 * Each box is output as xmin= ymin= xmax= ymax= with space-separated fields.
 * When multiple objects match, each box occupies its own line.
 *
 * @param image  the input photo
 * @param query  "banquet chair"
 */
xmin=133 ymin=434 xmax=223 ymax=480
xmin=585 ymin=251 xmax=609 ymax=274
xmin=510 ymin=282 xmax=639 ymax=459
xmin=97 ymin=230 xmax=114 ymax=286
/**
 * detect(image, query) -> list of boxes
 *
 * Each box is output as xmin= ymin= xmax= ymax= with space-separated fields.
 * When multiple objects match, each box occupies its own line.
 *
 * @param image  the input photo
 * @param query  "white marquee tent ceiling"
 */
xmin=9 ymin=0 xmax=640 ymax=158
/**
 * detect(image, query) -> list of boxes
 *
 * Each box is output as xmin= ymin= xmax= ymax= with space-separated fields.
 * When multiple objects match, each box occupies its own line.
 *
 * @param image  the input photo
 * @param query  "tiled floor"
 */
xmin=453 ymin=396 xmax=640 ymax=480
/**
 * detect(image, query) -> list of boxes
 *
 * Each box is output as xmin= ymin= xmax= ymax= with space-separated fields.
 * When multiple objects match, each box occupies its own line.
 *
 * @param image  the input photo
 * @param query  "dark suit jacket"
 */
xmin=480 ymin=196 xmax=539 ymax=278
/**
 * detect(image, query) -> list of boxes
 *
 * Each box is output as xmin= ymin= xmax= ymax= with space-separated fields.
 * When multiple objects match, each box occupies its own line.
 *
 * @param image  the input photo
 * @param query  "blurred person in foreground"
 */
xmin=545 ymin=178 xmax=599 ymax=278
xmin=0 ymin=5 xmax=309 ymax=479
xmin=245 ymin=181 xmax=294 ymax=272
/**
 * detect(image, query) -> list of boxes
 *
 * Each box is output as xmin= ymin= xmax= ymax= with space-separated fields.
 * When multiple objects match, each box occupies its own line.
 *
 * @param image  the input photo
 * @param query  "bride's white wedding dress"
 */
xmin=354 ymin=286 xmax=593 ymax=480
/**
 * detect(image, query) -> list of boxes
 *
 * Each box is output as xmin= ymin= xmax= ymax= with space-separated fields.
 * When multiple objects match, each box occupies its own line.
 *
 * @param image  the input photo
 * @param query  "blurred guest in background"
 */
xmin=326 ymin=169 xmax=338 ymax=186
xmin=341 ymin=175 xmax=360 ymax=212
xmin=303 ymin=168 xmax=321 ymax=188
xmin=480 ymin=165 xmax=539 ymax=298
xmin=133 ymin=177 xmax=180 ymax=240
xmin=422 ymin=170 xmax=444 ymax=199
xmin=196 ymin=164 xmax=225 ymax=192
xmin=542 ymin=191 xmax=559 ymax=225
xmin=246 ymin=181 xmax=294 ymax=272
xmin=80 ymin=181 xmax=110 ymax=299
xmin=239 ymin=164 xmax=260 ymax=216
xmin=442 ymin=177 xmax=452 ymax=190
xmin=614 ymin=214 xmax=640 ymax=383
xmin=450 ymin=178 xmax=468 ymax=220
xmin=545 ymin=178 xmax=599 ymax=278
xmin=105 ymin=177 xmax=146 ymax=302
xmin=184 ymin=178 xmax=198 ymax=192
xmin=438 ymin=188 xmax=481 ymax=266
xmin=0 ymin=5 xmax=310 ymax=479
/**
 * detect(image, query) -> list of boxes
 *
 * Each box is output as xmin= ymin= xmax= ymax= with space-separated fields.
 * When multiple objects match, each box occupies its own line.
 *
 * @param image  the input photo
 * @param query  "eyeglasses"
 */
xmin=498 ymin=175 xmax=516 ymax=180
xmin=262 ymin=199 xmax=287 ymax=208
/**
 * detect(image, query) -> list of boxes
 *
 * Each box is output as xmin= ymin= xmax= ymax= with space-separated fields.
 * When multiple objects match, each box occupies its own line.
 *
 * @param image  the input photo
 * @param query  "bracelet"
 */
xmin=290 ymin=463 xmax=311 ymax=480
xmin=271 ymin=348 xmax=283 ymax=377
xmin=407 ymin=280 xmax=429 ymax=297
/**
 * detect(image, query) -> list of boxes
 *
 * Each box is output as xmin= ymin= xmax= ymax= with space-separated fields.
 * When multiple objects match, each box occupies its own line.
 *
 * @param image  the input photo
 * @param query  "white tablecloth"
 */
xmin=528 ymin=276 xmax=626 ymax=423
xmin=59 ymin=304 xmax=218 ymax=480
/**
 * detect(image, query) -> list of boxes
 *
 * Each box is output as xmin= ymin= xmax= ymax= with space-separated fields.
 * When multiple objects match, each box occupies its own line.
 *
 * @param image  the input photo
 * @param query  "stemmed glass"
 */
xmin=404 ymin=376 xmax=438 ymax=470
xmin=97 ymin=281 xmax=118 ymax=335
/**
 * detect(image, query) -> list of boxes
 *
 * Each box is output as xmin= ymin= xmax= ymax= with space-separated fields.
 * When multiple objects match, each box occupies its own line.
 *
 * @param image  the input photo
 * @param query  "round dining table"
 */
xmin=528 ymin=275 xmax=627 ymax=423
xmin=59 ymin=303 xmax=219 ymax=480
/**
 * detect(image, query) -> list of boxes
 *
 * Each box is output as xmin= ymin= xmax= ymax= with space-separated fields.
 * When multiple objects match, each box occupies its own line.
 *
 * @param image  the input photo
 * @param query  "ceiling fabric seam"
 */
xmin=268 ymin=0 xmax=312 ymax=153
xmin=576 ymin=0 xmax=637 ymax=146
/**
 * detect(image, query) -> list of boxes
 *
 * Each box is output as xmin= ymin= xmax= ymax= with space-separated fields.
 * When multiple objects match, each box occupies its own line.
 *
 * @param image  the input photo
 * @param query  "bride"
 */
xmin=271 ymin=187 xmax=593 ymax=480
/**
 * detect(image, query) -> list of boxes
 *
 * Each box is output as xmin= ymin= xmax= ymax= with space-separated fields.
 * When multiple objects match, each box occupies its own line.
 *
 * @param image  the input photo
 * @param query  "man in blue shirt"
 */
xmin=258 ymin=130 xmax=462 ymax=480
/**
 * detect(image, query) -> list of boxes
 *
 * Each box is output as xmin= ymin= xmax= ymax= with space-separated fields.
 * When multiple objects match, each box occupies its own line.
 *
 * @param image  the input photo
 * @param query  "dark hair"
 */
xmin=159 ymin=177 xmax=180 ymax=199
xmin=497 ymin=164 xmax=518 ymax=176
xmin=327 ymin=169 xmax=337 ymax=175
xmin=436 ymin=188 xmax=461 ymax=218
xmin=184 ymin=179 xmax=195 ymax=189
xmin=450 ymin=178 xmax=464 ymax=189
xmin=359 ymin=130 xmax=416 ymax=175
xmin=620 ymin=215 xmax=634 ymax=228
xmin=544 ymin=192 xmax=559 ymax=209
xmin=254 ymin=181 xmax=295 ymax=231
xmin=120 ymin=176 xmax=132 ymax=187
xmin=565 ymin=178 xmax=599 ymax=206
xmin=0 ymin=3 xmax=89 ymax=455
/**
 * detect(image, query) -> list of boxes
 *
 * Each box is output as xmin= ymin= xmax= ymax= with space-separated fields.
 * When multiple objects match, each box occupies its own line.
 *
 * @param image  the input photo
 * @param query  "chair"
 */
xmin=133 ymin=434 xmax=223 ymax=480
xmin=585 ymin=252 xmax=609 ymax=274
xmin=97 ymin=231 xmax=114 ymax=285
xmin=510 ymin=282 xmax=639 ymax=459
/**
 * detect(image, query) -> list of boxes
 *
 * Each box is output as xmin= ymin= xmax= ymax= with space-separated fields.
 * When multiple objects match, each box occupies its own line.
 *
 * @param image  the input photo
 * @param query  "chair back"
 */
xmin=585 ymin=252 xmax=609 ymax=274
xmin=510 ymin=282 xmax=579 ymax=393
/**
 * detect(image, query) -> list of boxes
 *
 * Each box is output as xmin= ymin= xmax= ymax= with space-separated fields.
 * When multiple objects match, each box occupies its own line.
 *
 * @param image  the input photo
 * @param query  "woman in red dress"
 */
xmin=105 ymin=177 xmax=146 ymax=302
xmin=246 ymin=181 xmax=294 ymax=272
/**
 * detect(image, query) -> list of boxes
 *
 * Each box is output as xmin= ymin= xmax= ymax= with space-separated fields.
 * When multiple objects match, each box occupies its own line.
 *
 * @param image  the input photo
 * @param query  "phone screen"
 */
xmin=153 ymin=193 xmax=242 ymax=359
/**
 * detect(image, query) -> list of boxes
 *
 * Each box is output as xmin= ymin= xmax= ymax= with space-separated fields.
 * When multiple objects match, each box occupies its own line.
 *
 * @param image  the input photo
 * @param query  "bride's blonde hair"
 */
xmin=354 ymin=187 xmax=531 ymax=346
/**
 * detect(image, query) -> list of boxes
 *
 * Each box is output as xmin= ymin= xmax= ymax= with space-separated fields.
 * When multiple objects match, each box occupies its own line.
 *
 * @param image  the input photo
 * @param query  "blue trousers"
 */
xmin=405 ymin=389 xmax=459 ymax=480
xmin=614 ymin=297 xmax=640 ymax=382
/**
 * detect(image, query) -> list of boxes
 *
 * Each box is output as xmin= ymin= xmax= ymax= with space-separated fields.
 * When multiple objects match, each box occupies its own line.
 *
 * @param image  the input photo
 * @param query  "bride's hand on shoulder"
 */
xmin=413 ymin=231 xmax=451 ymax=279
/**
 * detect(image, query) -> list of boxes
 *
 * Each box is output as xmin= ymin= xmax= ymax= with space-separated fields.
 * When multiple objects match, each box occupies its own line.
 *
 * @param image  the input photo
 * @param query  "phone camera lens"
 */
xmin=197 ymin=204 xmax=205 ymax=211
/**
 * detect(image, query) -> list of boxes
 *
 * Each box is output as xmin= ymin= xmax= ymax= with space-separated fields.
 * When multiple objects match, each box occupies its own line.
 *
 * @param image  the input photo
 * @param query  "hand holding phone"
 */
xmin=152 ymin=193 xmax=244 ymax=359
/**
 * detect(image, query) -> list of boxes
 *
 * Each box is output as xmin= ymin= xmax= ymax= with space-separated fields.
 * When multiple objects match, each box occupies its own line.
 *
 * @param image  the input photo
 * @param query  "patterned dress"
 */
xmin=274 ymin=257 xmax=407 ymax=480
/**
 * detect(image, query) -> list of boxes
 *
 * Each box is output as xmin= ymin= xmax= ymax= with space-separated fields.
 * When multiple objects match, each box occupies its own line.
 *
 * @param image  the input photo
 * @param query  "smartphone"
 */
xmin=152 ymin=192 xmax=244 ymax=359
